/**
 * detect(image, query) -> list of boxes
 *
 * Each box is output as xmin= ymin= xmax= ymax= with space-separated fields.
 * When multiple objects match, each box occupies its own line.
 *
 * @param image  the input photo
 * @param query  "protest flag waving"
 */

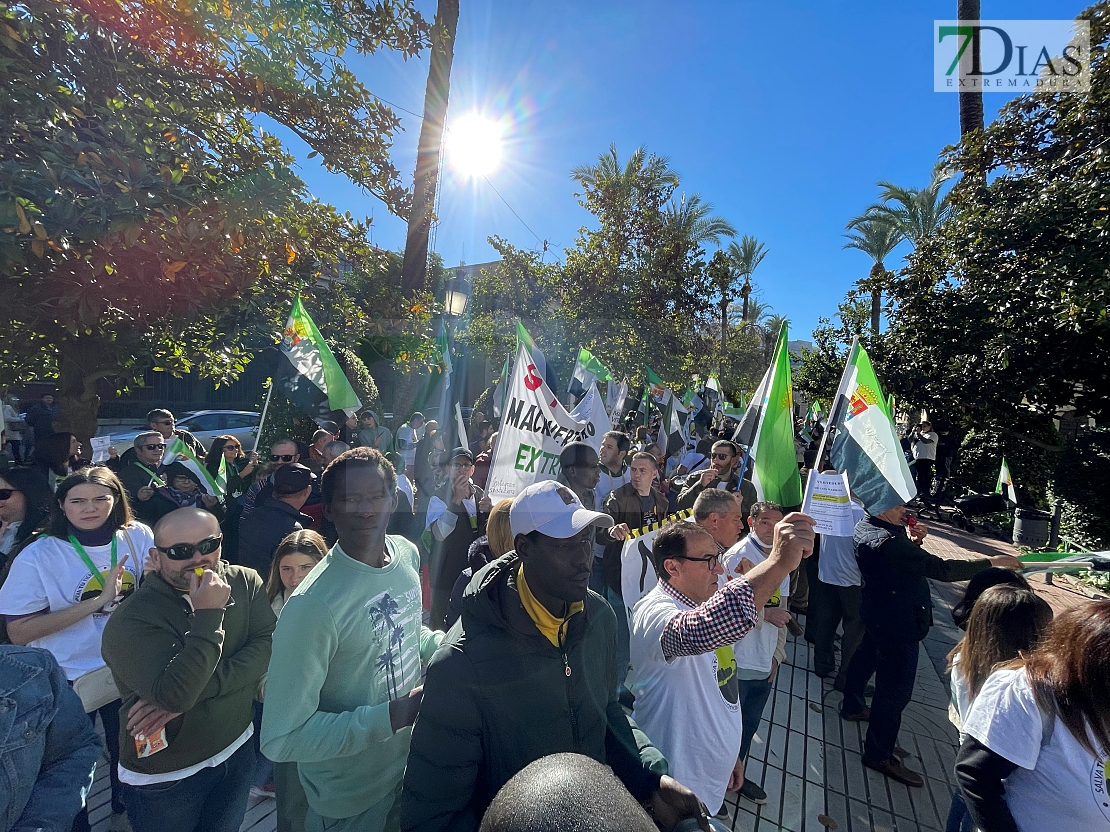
xmin=825 ymin=339 xmax=916 ymax=514
xmin=732 ymin=323 xmax=802 ymax=506
xmin=162 ymin=437 xmax=225 ymax=499
xmin=996 ymin=457 xmax=1017 ymax=502
xmin=568 ymin=347 xmax=613 ymax=399
xmin=275 ymin=294 xmax=361 ymax=422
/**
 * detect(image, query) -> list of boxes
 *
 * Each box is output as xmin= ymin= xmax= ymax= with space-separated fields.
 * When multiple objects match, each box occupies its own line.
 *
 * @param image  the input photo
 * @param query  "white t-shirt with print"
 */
xmin=0 ymin=525 xmax=152 ymax=680
xmin=723 ymin=535 xmax=789 ymax=674
xmin=627 ymin=584 xmax=743 ymax=816
xmin=963 ymin=666 xmax=1110 ymax=832
xmin=817 ymin=500 xmax=866 ymax=587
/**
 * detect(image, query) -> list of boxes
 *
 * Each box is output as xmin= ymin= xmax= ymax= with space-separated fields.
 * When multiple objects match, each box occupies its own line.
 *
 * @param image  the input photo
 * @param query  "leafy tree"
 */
xmin=0 ymin=0 xmax=431 ymax=443
xmin=883 ymin=1 xmax=1110 ymax=428
xmin=793 ymin=298 xmax=873 ymax=404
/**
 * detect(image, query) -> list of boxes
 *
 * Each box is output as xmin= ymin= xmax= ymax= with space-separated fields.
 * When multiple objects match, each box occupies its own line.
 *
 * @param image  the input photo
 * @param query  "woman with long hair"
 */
xmin=205 ymin=435 xmax=258 ymax=562
xmin=956 ymin=601 xmax=1110 ymax=832
xmin=0 ymin=466 xmax=53 ymax=559
xmin=0 ymin=466 xmax=153 ymax=832
xmin=257 ymin=530 xmax=326 ymax=829
xmin=32 ymin=431 xmax=84 ymax=487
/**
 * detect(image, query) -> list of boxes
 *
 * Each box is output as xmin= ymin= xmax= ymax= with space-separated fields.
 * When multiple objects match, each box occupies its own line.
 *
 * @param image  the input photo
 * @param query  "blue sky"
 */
xmin=266 ymin=0 xmax=1089 ymax=342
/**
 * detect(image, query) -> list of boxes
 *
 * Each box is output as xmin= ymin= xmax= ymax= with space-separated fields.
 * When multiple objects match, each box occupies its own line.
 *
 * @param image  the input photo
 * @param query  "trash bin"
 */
xmin=1013 ymin=507 xmax=1052 ymax=548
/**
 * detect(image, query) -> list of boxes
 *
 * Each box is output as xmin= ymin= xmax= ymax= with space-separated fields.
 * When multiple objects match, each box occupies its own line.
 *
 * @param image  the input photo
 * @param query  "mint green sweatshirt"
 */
xmin=260 ymin=536 xmax=442 ymax=819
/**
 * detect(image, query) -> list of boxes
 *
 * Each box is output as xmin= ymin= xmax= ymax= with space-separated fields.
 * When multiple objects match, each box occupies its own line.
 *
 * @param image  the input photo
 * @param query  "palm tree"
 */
xmin=662 ymin=193 xmax=736 ymax=248
xmin=761 ymin=313 xmax=790 ymax=360
xmin=570 ymin=144 xmax=679 ymax=201
xmin=957 ymin=0 xmax=984 ymax=175
xmin=727 ymin=236 xmax=769 ymax=323
xmin=842 ymin=218 xmax=902 ymax=334
xmin=858 ymin=165 xmax=953 ymax=244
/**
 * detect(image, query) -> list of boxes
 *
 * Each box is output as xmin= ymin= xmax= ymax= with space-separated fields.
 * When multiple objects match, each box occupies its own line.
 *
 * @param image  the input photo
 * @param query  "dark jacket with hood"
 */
xmin=855 ymin=514 xmax=990 ymax=643
xmin=236 ymin=497 xmax=312 ymax=575
xmin=400 ymin=554 xmax=666 ymax=832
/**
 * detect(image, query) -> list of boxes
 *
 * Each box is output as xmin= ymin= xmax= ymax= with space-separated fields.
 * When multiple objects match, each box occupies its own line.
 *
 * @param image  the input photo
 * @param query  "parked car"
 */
xmin=99 ymin=410 xmax=260 ymax=453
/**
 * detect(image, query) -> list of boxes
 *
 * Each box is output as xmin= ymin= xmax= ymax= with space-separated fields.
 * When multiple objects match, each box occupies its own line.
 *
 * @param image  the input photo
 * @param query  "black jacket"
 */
xmin=400 ymin=554 xmax=666 ymax=832
xmin=236 ymin=498 xmax=311 ymax=576
xmin=855 ymin=515 xmax=990 ymax=643
xmin=675 ymin=469 xmax=758 ymax=518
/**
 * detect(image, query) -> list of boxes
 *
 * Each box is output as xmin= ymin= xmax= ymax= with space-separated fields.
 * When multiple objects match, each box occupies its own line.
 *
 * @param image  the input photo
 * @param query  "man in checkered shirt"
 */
xmin=626 ymin=513 xmax=815 ymax=816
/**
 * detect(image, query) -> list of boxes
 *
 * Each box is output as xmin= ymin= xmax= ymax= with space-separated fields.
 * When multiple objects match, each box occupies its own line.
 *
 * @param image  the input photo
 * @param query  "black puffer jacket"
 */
xmin=400 ymin=554 xmax=666 ymax=832
xmin=855 ymin=515 xmax=990 ymax=643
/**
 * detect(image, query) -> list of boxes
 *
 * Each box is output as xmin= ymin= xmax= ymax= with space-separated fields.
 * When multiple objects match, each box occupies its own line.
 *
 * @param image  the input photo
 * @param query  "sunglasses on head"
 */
xmin=270 ymin=454 xmax=296 ymax=462
xmin=155 ymin=534 xmax=223 ymax=561
xmin=142 ymin=443 xmax=167 ymax=452
xmin=0 ymin=489 xmax=16 ymax=501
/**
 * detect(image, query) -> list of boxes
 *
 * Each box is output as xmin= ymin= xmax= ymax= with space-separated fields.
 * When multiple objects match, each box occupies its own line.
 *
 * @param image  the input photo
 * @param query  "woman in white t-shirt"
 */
xmin=956 ymin=601 xmax=1110 ymax=832
xmin=0 ymin=466 xmax=152 ymax=832
xmin=944 ymin=585 xmax=1052 ymax=832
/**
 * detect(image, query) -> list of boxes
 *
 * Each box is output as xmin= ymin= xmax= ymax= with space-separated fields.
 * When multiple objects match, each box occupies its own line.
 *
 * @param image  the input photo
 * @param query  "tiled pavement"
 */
xmin=90 ymin=521 xmax=1095 ymax=832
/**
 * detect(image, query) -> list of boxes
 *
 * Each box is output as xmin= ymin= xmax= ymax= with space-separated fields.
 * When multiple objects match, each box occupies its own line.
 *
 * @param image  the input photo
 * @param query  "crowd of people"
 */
xmin=0 ymin=395 xmax=1105 ymax=832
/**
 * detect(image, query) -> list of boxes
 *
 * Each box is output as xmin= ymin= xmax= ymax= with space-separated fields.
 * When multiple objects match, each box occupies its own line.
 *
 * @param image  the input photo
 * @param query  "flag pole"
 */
xmin=802 ymin=337 xmax=858 ymax=508
xmin=254 ymin=379 xmax=274 ymax=453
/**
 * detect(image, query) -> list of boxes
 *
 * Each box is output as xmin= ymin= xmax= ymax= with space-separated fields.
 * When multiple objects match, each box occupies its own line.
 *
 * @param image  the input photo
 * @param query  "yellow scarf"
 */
xmin=517 ymin=565 xmax=583 ymax=648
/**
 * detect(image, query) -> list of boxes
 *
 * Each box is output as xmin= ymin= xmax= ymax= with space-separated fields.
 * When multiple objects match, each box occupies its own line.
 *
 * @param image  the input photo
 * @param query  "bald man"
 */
xmin=478 ymin=753 xmax=657 ymax=832
xmin=102 ymin=508 xmax=276 ymax=832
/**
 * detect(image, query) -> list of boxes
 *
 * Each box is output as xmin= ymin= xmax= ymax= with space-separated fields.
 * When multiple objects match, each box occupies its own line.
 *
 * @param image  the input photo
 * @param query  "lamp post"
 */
xmin=441 ymin=272 xmax=472 ymax=445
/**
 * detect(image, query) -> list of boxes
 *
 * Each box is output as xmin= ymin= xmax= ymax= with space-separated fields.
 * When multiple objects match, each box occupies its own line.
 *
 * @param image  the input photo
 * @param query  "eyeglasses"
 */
xmin=711 ymin=453 xmax=733 ymax=460
xmin=0 ymin=489 xmax=16 ymax=501
xmin=155 ymin=535 xmax=223 ymax=561
xmin=154 ymin=419 xmax=174 ymax=426
xmin=270 ymin=454 xmax=296 ymax=462
xmin=142 ymin=443 xmax=167 ymax=452
xmin=223 ymin=446 xmax=241 ymax=453
xmin=672 ymin=554 xmax=721 ymax=569
xmin=449 ymin=461 xmax=474 ymax=470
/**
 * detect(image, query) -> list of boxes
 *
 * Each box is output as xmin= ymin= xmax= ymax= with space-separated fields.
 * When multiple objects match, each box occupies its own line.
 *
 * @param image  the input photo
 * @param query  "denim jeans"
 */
xmin=72 ymin=698 xmax=124 ymax=832
xmin=736 ymin=676 xmax=773 ymax=762
xmin=123 ymin=736 xmax=255 ymax=832
xmin=842 ymin=632 xmax=919 ymax=763
xmin=945 ymin=790 xmax=974 ymax=832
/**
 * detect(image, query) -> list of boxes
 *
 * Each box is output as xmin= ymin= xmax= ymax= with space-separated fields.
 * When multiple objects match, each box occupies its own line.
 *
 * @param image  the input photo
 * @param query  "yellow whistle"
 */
xmin=193 ymin=567 xmax=205 ymax=577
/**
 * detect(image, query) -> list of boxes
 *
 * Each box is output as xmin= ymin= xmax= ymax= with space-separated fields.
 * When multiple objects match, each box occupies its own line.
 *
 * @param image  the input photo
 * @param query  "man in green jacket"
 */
xmin=262 ymin=448 xmax=443 ymax=832
xmin=400 ymin=479 xmax=710 ymax=832
xmin=102 ymin=507 xmax=276 ymax=832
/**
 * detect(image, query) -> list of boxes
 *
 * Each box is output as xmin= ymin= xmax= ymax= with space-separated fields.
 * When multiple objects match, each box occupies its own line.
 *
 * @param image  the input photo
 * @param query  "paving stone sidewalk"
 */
xmin=89 ymin=520 xmax=1094 ymax=832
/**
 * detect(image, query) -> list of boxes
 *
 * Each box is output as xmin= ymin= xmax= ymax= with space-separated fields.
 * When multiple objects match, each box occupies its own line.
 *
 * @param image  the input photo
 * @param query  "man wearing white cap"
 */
xmin=401 ymin=480 xmax=711 ymax=832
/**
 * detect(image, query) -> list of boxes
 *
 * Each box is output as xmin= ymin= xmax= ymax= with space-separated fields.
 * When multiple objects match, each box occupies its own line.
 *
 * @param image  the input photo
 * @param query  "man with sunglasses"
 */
xmin=625 ymin=512 xmax=816 ymax=818
xmin=146 ymin=409 xmax=205 ymax=459
xmin=102 ymin=508 xmax=276 ymax=832
xmin=240 ymin=438 xmax=301 ymax=520
xmin=118 ymin=432 xmax=169 ymax=524
xmin=676 ymin=441 xmax=757 ymax=528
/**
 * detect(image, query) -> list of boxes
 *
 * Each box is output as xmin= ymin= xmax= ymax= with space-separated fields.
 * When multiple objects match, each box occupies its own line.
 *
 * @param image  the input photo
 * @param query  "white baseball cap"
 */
xmin=509 ymin=480 xmax=614 ymax=540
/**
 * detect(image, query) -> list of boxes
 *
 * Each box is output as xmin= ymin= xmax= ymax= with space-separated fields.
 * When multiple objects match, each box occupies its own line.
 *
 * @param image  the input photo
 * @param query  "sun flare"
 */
xmin=446 ymin=113 xmax=503 ymax=178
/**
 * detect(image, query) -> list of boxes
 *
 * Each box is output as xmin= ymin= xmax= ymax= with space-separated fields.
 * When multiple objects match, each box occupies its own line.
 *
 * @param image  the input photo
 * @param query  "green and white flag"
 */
xmin=656 ymin=390 xmax=687 ymax=458
xmin=276 ymin=294 xmax=361 ymax=419
xmin=733 ymin=324 xmax=803 ymax=506
xmin=996 ymin=457 xmax=1017 ymax=502
xmin=605 ymin=377 xmax=629 ymax=419
xmin=517 ymin=321 xmax=558 ymax=391
xmin=162 ymin=437 xmax=225 ymax=499
xmin=644 ymin=365 xmax=666 ymax=404
xmin=568 ymin=347 xmax=612 ymax=398
xmin=826 ymin=340 xmax=916 ymax=514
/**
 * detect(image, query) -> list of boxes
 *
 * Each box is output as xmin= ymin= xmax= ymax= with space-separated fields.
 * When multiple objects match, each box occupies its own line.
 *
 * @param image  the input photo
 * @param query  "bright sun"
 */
xmin=446 ymin=113 xmax=503 ymax=178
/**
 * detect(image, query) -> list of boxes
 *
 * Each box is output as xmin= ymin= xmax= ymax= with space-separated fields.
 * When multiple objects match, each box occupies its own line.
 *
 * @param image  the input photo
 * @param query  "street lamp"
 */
xmin=444 ymin=273 xmax=472 ymax=319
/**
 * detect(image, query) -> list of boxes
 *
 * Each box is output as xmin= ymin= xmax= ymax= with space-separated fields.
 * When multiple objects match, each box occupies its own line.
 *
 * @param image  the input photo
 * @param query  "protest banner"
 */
xmin=619 ymin=509 xmax=695 ymax=622
xmin=485 ymin=343 xmax=609 ymax=503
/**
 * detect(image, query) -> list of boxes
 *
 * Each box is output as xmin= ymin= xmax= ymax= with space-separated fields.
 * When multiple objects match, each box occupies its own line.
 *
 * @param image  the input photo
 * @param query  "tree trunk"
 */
xmin=720 ymin=296 xmax=728 ymax=359
xmin=957 ymin=0 xmax=984 ymax=176
xmin=400 ymin=0 xmax=460 ymax=296
xmin=870 ymin=288 xmax=881 ymax=335
xmin=55 ymin=338 xmax=111 ymax=451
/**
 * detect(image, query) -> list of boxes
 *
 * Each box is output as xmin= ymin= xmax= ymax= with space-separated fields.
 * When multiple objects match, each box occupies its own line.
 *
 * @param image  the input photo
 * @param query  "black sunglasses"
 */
xmin=155 ymin=535 xmax=223 ymax=561
xmin=0 ymin=489 xmax=16 ymax=501
xmin=142 ymin=443 xmax=167 ymax=452
xmin=672 ymin=554 xmax=721 ymax=569
xmin=270 ymin=454 xmax=296 ymax=462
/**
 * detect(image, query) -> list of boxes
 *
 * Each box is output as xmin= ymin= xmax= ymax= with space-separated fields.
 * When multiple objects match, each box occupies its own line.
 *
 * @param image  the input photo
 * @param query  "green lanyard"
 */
xmin=68 ymin=534 xmax=117 ymax=583
xmin=135 ymin=463 xmax=166 ymax=488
